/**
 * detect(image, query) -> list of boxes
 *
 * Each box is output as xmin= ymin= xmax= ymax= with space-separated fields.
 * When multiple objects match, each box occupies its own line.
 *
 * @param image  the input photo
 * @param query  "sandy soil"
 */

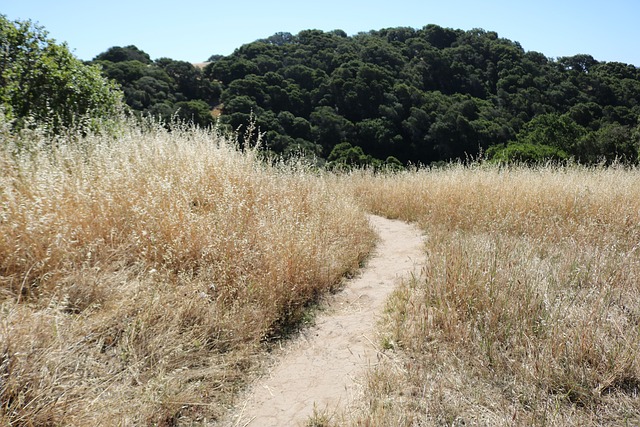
xmin=222 ymin=215 xmax=425 ymax=426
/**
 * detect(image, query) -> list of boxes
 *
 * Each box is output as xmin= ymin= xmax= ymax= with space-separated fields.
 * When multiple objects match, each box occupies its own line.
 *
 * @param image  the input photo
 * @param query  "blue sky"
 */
xmin=3 ymin=0 xmax=640 ymax=66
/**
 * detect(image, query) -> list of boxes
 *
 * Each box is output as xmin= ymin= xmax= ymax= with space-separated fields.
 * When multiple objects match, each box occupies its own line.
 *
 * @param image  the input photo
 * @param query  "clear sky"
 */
xmin=3 ymin=0 xmax=640 ymax=66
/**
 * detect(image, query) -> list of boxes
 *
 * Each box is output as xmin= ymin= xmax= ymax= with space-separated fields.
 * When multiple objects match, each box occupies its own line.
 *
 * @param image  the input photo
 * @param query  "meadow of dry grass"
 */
xmin=3 ymin=115 xmax=639 ymax=427
xmin=340 ymin=165 xmax=640 ymax=426
xmin=0 ymin=121 xmax=376 ymax=425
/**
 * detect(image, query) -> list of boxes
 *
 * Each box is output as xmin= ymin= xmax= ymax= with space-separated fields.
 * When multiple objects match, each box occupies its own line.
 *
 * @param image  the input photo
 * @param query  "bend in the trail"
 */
xmin=224 ymin=214 xmax=425 ymax=427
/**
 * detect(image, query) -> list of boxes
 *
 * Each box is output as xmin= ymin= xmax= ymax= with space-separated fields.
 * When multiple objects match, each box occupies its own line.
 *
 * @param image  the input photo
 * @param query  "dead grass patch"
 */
xmin=339 ymin=165 xmax=640 ymax=426
xmin=0 ymin=121 xmax=375 ymax=425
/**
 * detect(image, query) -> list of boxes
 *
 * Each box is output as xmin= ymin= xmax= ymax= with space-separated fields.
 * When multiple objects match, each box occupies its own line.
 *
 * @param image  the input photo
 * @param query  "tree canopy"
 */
xmin=90 ymin=46 xmax=220 ymax=126
xmin=95 ymin=25 xmax=640 ymax=165
xmin=0 ymin=15 xmax=123 ymax=133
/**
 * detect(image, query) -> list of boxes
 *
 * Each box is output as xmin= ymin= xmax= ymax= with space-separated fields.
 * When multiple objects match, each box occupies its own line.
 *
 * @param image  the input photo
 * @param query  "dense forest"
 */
xmin=91 ymin=25 xmax=640 ymax=165
xmin=90 ymin=45 xmax=221 ymax=128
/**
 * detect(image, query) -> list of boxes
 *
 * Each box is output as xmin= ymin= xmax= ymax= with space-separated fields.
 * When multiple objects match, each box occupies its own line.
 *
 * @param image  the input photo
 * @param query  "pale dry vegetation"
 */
xmin=4 ymin=118 xmax=640 ymax=427
xmin=0 ymin=121 xmax=376 ymax=425
xmin=340 ymin=165 xmax=640 ymax=426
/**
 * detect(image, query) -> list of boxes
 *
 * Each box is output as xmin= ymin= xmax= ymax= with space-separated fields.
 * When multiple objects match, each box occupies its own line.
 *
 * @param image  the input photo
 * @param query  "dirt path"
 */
xmin=224 ymin=215 xmax=425 ymax=426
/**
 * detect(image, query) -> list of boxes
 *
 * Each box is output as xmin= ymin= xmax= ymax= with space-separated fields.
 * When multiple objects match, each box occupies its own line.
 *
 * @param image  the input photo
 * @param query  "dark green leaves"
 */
xmin=81 ymin=23 xmax=640 ymax=166
xmin=0 ymin=15 xmax=123 ymax=133
xmin=90 ymin=48 xmax=221 ymax=126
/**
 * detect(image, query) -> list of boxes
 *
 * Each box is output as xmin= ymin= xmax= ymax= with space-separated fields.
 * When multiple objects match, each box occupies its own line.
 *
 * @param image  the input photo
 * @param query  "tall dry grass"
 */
xmin=341 ymin=165 xmax=640 ymax=426
xmin=0 ymin=121 xmax=375 ymax=425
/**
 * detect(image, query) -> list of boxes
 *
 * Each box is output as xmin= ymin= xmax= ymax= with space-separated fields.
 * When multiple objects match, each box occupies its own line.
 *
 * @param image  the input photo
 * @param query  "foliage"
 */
xmin=93 ymin=45 xmax=152 ymax=64
xmin=199 ymin=25 xmax=640 ymax=165
xmin=91 ymin=47 xmax=220 ymax=125
xmin=574 ymin=122 xmax=639 ymax=164
xmin=174 ymin=99 xmax=214 ymax=127
xmin=486 ymin=142 xmax=568 ymax=164
xmin=328 ymin=142 xmax=378 ymax=168
xmin=90 ymin=24 xmax=640 ymax=165
xmin=0 ymin=15 xmax=123 ymax=133
xmin=513 ymin=113 xmax=585 ymax=152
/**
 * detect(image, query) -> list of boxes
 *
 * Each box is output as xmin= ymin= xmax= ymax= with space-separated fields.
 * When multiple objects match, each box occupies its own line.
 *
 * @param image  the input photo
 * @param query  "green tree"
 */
xmin=0 ymin=15 xmax=123 ymax=132
xmin=92 ymin=47 xmax=221 ymax=126
xmin=486 ymin=142 xmax=568 ymax=164
xmin=205 ymin=57 xmax=260 ymax=83
xmin=310 ymin=106 xmax=355 ymax=153
xmin=515 ymin=113 xmax=585 ymax=154
xmin=558 ymin=54 xmax=598 ymax=73
xmin=383 ymin=156 xmax=404 ymax=171
xmin=422 ymin=24 xmax=460 ymax=49
xmin=327 ymin=142 xmax=376 ymax=168
xmin=574 ymin=123 xmax=638 ymax=164
xmin=95 ymin=60 xmax=150 ymax=84
xmin=173 ymin=100 xmax=214 ymax=127
xmin=93 ymin=45 xmax=152 ymax=64
xmin=196 ymin=25 xmax=640 ymax=164
xmin=156 ymin=58 xmax=220 ymax=104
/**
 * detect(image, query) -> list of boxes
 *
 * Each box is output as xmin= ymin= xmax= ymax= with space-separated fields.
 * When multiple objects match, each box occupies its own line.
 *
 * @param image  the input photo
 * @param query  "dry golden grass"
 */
xmin=0 ymin=121 xmax=376 ymax=425
xmin=339 ymin=165 xmax=640 ymax=426
xmin=4 ymin=121 xmax=639 ymax=426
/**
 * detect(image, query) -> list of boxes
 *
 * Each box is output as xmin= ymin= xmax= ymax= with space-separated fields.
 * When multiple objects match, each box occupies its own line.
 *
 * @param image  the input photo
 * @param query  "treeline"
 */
xmin=90 ymin=46 xmax=221 ymax=127
xmin=93 ymin=25 xmax=640 ymax=165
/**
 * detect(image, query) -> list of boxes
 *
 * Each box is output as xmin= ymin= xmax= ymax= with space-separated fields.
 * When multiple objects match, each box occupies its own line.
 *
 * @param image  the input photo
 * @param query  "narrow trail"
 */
xmin=225 ymin=215 xmax=425 ymax=427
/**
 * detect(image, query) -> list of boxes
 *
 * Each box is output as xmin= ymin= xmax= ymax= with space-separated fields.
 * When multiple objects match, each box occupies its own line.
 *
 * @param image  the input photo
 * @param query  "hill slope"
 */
xmin=94 ymin=25 xmax=640 ymax=165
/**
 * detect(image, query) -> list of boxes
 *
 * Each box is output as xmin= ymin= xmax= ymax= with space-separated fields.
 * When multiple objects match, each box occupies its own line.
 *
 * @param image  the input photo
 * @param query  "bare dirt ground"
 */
xmin=222 ymin=215 xmax=425 ymax=426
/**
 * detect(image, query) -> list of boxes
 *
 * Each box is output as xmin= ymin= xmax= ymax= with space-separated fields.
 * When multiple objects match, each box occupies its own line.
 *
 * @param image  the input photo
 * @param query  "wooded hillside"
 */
xmin=93 ymin=25 xmax=640 ymax=165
